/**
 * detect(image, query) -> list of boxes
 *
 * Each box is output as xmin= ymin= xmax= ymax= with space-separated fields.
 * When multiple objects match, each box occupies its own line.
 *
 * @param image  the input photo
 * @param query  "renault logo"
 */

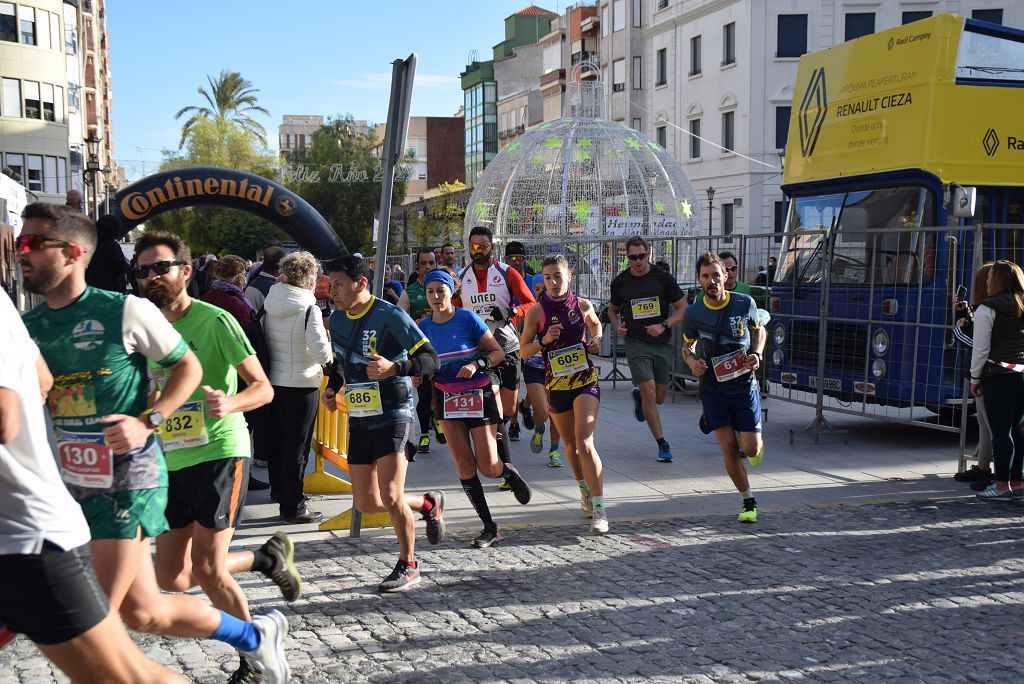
xmin=983 ymin=128 xmax=999 ymax=157
xmin=798 ymin=67 xmax=828 ymax=158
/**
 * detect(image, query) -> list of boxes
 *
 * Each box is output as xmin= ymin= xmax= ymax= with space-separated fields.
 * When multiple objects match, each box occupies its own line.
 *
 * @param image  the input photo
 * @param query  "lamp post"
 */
xmin=84 ymin=133 xmax=101 ymax=219
xmin=101 ymin=166 xmax=112 ymax=216
xmin=706 ymin=186 xmax=716 ymax=238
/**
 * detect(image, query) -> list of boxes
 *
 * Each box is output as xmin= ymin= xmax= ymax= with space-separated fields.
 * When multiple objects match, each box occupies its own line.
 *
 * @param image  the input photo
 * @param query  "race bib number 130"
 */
xmin=55 ymin=429 xmax=113 ymax=489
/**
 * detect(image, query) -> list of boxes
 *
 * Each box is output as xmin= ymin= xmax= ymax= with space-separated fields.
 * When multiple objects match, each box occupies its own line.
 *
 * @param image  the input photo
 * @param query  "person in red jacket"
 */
xmin=201 ymin=256 xmax=257 ymax=327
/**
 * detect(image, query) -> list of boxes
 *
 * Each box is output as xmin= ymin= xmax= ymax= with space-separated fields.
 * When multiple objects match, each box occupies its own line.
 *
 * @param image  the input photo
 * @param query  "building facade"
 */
xmin=278 ymin=115 xmax=323 ymax=158
xmin=401 ymin=115 xmax=465 ymax=203
xmin=460 ymin=59 xmax=497 ymax=186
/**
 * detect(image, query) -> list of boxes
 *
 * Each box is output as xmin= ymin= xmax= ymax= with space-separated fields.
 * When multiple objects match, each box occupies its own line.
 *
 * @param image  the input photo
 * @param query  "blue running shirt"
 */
xmin=682 ymin=291 xmax=761 ymax=394
xmin=417 ymin=308 xmax=491 ymax=393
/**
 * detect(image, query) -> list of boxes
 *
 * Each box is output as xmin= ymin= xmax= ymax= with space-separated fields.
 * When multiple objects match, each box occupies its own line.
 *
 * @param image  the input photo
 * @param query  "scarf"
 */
xmin=211 ymin=279 xmax=257 ymax=316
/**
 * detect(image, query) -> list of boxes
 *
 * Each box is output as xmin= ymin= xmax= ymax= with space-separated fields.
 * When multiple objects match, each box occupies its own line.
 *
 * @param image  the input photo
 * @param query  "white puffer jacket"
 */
xmin=263 ymin=282 xmax=332 ymax=388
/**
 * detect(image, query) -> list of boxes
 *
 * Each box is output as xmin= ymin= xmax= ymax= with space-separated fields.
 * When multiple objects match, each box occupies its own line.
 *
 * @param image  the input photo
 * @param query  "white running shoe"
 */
xmin=591 ymin=507 xmax=609 ymax=534
xmin=242 ymin=610 xmax=291 ymax=684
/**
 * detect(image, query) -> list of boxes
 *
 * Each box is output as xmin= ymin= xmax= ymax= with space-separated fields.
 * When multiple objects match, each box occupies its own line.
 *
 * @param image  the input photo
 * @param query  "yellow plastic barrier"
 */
xmin=304 ymin=382 xmax=392 ymax=532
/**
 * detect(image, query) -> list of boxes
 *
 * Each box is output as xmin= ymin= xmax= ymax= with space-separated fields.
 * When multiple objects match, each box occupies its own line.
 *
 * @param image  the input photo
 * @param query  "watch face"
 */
xmin=148 ymin=410 xmax=165 ymax=428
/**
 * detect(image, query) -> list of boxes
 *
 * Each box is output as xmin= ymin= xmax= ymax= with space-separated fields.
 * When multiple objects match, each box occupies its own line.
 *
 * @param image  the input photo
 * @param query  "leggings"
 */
xmin=981 ymin=371 xmax=1024 ymax=482
xmin=416 ymin=375 xmax=434 ymax=434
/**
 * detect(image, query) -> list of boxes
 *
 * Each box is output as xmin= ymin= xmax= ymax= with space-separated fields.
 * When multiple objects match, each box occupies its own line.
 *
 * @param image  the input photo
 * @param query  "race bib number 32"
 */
xmin=548 ymin=343 xmax=589 ymax=378
xmin=443 ymin=389 xmax=484 ymax=419
xmin=631 ymin=297 xmax=661 ymax=320
xmin=55 ymin=429 xmax=113 ymax=489
xmin=711 ymin=349 xmax=749 ymax=382
xmin=345 ymin=382 xmax=383 ymax=417
xmin=161 ymin=401 xmax=209 ymax=451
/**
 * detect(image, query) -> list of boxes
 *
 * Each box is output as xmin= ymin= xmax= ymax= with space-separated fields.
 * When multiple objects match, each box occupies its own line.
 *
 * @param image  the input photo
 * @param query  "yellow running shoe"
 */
xmin=737 ymin=497 xmax=758 ymax=523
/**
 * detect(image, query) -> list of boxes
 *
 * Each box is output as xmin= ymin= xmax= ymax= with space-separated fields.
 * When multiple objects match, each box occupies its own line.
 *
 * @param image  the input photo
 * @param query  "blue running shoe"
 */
xmin=632 ymin=387 xmax=646 ymax=422
xmin=657 ymin=443 xmax=673 ymax=463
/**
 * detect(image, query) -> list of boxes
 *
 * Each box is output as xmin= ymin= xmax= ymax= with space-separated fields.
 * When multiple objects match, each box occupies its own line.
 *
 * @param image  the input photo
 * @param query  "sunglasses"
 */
xmin=507 ymin=255 xmax=525 ymax=262
xmin=134 ymin=260 xmax=187 ymax=279
xmin=15 ymin=234 xmax=73 ymax=253
xmin=724 ymin=265 xmax=738 ymax=273
xmin=627 ymin=253 xmax=648 ymax=261
xmin=470 ymin=243 xmax=492 ymax=253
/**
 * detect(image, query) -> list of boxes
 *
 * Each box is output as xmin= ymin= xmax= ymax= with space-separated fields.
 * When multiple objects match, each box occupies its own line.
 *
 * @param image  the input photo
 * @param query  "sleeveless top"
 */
xmin=538 ymin=290 xmax=598 ymax=390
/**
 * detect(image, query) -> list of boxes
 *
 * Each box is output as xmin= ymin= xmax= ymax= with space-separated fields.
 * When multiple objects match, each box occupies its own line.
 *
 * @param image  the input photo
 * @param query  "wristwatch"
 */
xmin=141 ymin=408 xmax=165 ymax=430
xmin=476 ymin=357 xmax=489 ymax=371
xmin=750 ymin=352 xmax=763 ymax=363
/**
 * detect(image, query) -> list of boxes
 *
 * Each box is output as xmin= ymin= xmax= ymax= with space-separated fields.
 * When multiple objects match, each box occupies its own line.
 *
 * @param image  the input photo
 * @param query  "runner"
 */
xmin=607 ymin=236 xmax=686 ymax=462
xmin=454 ymin=227 xmax=536 ymax=476
xmin=321 ymin=256 xmax=446 ymax=592
xmin=398 ymin=247 xmax=445 ymax=454
xmin=417 ymin=268 xmax=533 ymax=548
xmin=682 ymin=251 xmax=766 ymax=524
xmin=134 ymin=232 xmax=303 ymax=681
xmin=520 ymin=255 xmax=608 ymax=533
xmin=17 ymin=203 xmax=291 ymax=682
xmin=1 ymin=289 xmax=185 ymax=683
xmin=523 ymin=278 xmax=562 ymax=466
xmin=503 ymin=240 xmax=538 ymax=443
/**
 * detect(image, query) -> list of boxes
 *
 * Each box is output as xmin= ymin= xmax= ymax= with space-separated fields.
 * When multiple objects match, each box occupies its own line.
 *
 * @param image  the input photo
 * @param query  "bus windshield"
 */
xmin=776 ymin=186 xmax=936 ymax=286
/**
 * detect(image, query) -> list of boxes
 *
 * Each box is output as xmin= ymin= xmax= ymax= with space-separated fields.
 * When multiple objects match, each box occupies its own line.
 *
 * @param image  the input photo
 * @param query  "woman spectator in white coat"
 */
xmin=263 ymin=251 xmax=332 ymax=523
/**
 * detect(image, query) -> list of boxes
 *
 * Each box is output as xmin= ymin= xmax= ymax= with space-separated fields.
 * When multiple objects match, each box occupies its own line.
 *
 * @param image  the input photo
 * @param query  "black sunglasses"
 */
xmin=627 ymin=253 xmax=648 ymax=261
xmin=134 ymin=260 xmax=187 ymax=279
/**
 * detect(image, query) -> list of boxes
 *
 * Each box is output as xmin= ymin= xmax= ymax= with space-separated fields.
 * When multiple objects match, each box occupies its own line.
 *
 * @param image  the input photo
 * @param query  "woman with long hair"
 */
xmin=523 ymin=278 xmax=562 ymax=466
xmin=970 ymin=259 xmax=1024 ymax=501
xmin=953 ymin=263 xmax=994 ymax=489
xmin=520 ymin=254 xmax=608 ymax=533
xmin=417 ymin=268 xmax=532 ymax=548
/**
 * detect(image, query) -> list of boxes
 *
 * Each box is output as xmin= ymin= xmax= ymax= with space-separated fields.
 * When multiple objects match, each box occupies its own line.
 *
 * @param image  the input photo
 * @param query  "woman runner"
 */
xmin=417 ymin=269 xmax=533 ymax=548
xmin=523 ymin=278 xmax=562 ymax=466
xmin=520 ymin=255 xmax=609 ymax=533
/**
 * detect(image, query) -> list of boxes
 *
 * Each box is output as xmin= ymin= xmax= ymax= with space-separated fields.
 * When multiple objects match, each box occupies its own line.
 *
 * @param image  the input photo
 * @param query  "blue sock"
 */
xmin=211 ymin=611 xmax=260 ymax=652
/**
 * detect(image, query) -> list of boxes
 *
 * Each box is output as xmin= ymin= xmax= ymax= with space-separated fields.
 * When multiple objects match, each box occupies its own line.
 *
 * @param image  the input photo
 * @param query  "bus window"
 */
xmin=776 ymin=193 xmax=844 ymax=284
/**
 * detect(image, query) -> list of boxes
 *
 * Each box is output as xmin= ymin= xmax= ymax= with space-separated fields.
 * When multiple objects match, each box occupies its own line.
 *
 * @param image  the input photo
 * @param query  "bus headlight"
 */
xmin=773 ymin=323 xmax=786 ymax=346
xmin=871 ymin=359 xmax=887 ymax=379
xmin=772 ymin=349 xmax=784 ymax=366
xmin=872 ymin=329 xmax=889 ymax=356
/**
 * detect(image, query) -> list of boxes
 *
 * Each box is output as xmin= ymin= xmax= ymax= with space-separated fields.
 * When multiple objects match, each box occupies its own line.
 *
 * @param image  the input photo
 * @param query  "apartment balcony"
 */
xmin=87 ymin=110 xmax=97 ymax=126
xmin=580 ymin=14 xmax=599 ymax=33
xmin=540 ymin=69 xmax=565 ymax=88
xmin=571 ymin=51 xmax=598 ymax=66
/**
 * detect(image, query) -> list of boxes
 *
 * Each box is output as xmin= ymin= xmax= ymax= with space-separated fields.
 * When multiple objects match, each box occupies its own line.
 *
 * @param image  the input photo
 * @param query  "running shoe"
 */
xmin=548 ymin=446 xmax=563 ymax=468
xmin=580 ymin=489 xmax=593 ymax=518
xmin=418 ymin=432 xmax=430 ymax=454
xmin=472 ymin=527 xmax=502 ymax=548
xmin=631 ymin=387 xmax=646 ymax=422
xmin=970 ymin=476 xmax=995 ymax=491
xmin=379 ymin=560 xmax=421 ymax=593
xmin=954 ymin=465 xmax=992 ymax=483
xmin=657 ymin=443 xmax=673 ymax=463
xmin=738 ymin=498 xmax=758 ymax=523
xmin=226 ymin=658 xmax=257 ymax=684
xmin=432 ymin=418 xmax=447 ymax=445
xmin=977 ymin=485 xmax=1015 ymax=502
xmin=423 ymin=491 xmax=446 ymax=545
xmin=519 ymin=399 xmax=535 ymax=430
xmin=699 ymin=413 xmax=712 ymax=434
xmin=509 ymin=421 xmax=521 ymax=441
xmin=745 ymin=447 xmax=764 ymax=468
xmin=530 ymin=429 xmax=544 ymax=454
xmin=503 ymin=464 xmax=532 ymax=504
xmin=591 ymin=508 xmax=609 ymax=534
xmin=497 ymin=480 xmax=511 ymax=491
xmin=241 ymin=610 xmax=290 ymax=684
xmin=259 ymin=532 xmax=302 ymax=602
xmin=0 ymin=624 xmax=14 ymax=651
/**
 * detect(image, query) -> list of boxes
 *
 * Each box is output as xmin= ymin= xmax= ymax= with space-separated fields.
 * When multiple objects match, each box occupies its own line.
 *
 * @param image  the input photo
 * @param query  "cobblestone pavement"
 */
xmin=3 ymin=497 xmax=1022 ymax=683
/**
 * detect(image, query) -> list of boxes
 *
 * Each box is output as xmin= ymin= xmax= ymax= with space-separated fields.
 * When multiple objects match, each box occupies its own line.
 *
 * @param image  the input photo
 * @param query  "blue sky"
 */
xmin=108 ymin=0 xmax=543 ymax=180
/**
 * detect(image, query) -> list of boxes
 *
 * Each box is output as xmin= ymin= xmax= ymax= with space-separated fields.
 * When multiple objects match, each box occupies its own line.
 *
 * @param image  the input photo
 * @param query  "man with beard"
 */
xmin=134 ymin=232 xmax=303 ymax=680
xmin=441 ymin=243 xmax=459 ymax=270
xmin=454 ymin=227 xmax=536 ymax=472
xmin=682 ymin=251 xmax=766 ymax=524
xmin=17 ymin=204 xmax=291 ymax=682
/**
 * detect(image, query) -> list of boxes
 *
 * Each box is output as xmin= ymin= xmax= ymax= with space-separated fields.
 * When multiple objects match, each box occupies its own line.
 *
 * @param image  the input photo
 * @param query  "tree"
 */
xmin=410 ymin=181 xmax=468 ymax=247
xmin=281 ymin=117 xmax=407 ymax=254
xmin=175 ymin=70 xmax=270 ymax=149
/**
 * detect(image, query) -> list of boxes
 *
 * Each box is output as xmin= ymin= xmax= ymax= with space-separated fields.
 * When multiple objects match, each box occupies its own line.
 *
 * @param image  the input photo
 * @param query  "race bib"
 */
xmin=55 ymin=429 xmax=113 ymax=489
xmin=631 ymin=297 xmax=661 ymax=320
xmin=548 ymin=343 xmax=589 ymax=378
xmin=443 ymin=389 xmax=484 ymax=419
xmin=711 ymin=349 xmax=749 ymax=382
xmin=345 ymin=382 xmax=383 ymax=417
xmin=161 ymin=401 xmax=209 ymax=451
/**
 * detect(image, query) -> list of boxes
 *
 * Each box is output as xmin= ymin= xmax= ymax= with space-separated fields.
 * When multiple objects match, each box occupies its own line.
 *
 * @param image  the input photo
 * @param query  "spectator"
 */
xmin=245 ymin=245 xmax=285 ymax=311
xmin=970 ymin=259 xmax=1024 ymax=501
xmin=202 ymin=255 xmax=257 ymax=326
xmin=754 ymin=265 xmax=769 ymax=285
xmin=262 ymin=251 xmax=333 ymax=522
xmin=441 ymin=243 xmax=458 ymax=269
xmin=718 ymin=251 xmax=753 ymax=295
xmin=84 ymin=215 xmax=131 ymax=294
xmin=384 ymin=263 xmax=404 ymax=297
xmin=392 ymin=263 xmax=406 ymax=284
xmin=64 ymin=189 xmax=83 ymax=212
xmin=953 ymin=263 xmax=994 ymax=489
xmin=767 ymin=256 xmax=778 ymax=283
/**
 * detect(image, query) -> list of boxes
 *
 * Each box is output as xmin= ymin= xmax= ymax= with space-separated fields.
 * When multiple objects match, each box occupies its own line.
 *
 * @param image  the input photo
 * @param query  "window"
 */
xmin=656 ymin=125 xmax=667 ymax=148
xmin=67 ymin=84 xmax=79 ymax=111
xmin=722 ymin=22 xmax=735 ymax=65
xmin=902 ymin=11 xmax=931 ymax=25
xmin=722 ymin=111 xmax=734 ymax=152
xmin=36 ymin=8 xmax=48 ymax=49
xmin=44 ymin=156 xmax=56 ymax=193
xmin=602 ymin=5 xmax=608 ymax=37
xmin=1 ymin=77 xmax=20 ymax=117
xmin=612 ymin=58 xmax=625 ymax=91
xmin=845 ymin=12 xmax=874 ymax=41
xmin=655 ymin=48 xmax=667 ymax=85
xmin=633 ymin=56 xmax=642 ymax=89
xmin=0 ymin=3 xmax=15 ymax=43
xmin=722 ymin=202 xmax=734 ymax=242
xmin=774 ymin=200 xmax=787 ymax=244
xmin=658 ymin=0 xmax=669 ymax=9
xmin=18 ymin=5 xmax=33 ymax=45
xmin=972 ymin=9 xmax=1003 ymax=25
xmin=58 ymin=157 xmax=67 ymax=193
xmin=4 ymin=152 xmax=23 ymax=182
xmin=23 ymin=80 xmax=40 ymax=119
xmin=26 ymin=154 xmax=42 ymax=191
xmin=632 ymin=0 xmax=641 ymax=28
xmin=777 ymin=14 xmax=807 ymax=57
xmin=613 ymin=0 xmax=625 ymax=31
xmin=775 ymin=106 xmax=790 ymax=150
xmin=632 ymin=117 xmax=641 ymax=130
xmin=690 ymin=35 xmax=701 ymax=75
xmin=689 ymin=118 xmax=701 ymax=158
xmin=54 ymin=85 xmax=62 ymax=122
xmin=41 ymin=83 xmax=55 ymax=122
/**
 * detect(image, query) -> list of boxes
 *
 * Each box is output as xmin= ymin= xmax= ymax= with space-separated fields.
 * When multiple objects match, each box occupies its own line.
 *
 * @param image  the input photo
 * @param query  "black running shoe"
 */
xmin=379 ymin=560 xmax=421 ymax=593
xmin=472 ymin=527 xmax=502 ymax=548
xmin=509 ymin=421 xmax=521 ymax=441
xmin=226 ymin=657 xmax=257 ymax=684
xmin=423 ymin=491 xmax=446 ymax=545
xmin=955 ymin=465 xmax=992 ymax=483
xmin=504 ymin=464 xmax=532 ymax=505
xmin=519 ymin=399 xmax=535 ymax=430
xmin=433 ymin=418 xmax=447 ymax=445
xmin=258 ymin=532 xmax=302 ymax=602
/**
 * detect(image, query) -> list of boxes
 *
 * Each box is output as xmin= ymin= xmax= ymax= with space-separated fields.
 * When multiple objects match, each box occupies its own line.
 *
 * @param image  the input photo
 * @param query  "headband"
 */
xmin=424 ymin=269 xmax=456 ymax=294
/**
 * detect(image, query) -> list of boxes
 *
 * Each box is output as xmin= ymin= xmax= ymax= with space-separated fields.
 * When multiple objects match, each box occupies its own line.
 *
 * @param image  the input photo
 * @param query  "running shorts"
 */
xmin=700 ymin=385 xmax=762 ymax=434
xmin=432 ymin=384 xmax=502 ymax=429
xmin=547 ymin=382 xmax=601 ymax=414
xmin=166 ymin=457 xmax=250 ymax=530
xmin=489 ymin=348 xmax=521 ymax=390
xmin=78 ymin=487 xmax=170 ymax=540
xmin=348 ymin=422 xmax=414 ymax=466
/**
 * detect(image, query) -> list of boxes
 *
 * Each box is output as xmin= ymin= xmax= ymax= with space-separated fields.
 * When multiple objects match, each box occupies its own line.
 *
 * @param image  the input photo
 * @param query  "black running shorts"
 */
xmin=432 ymin=384 xmax=503 ymax=429
xmin=166 ymin=457 xmax=251 ymax=530
xmin=348 ymin=423 xmax=414 ymax=466
xmin=489 ymin=348 xmax=521 ymax=391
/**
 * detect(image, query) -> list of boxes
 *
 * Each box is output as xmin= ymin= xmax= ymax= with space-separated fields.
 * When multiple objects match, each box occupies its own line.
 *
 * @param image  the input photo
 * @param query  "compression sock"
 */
xmin=591 ymin=495 xmax=605 ymax=511
xmin=576 ymin=478 xmax=590 ymax=494
xmin=497 ymin=420 xmax=512 ymax=464
xmin=461 ymin=476 xmax=495 ymax=530
xmin=211 ymin=611 xmax=260 ymax=651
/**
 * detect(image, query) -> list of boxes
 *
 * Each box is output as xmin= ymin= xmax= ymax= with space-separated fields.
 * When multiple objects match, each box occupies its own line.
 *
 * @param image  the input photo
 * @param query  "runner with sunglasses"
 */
xmin=607 ymin=236 xmax=687 ymax=462
xmin=417 ymin=269 xmax=532 ymax=548
xmin=521 ymin=255 xmax=608 ymax=532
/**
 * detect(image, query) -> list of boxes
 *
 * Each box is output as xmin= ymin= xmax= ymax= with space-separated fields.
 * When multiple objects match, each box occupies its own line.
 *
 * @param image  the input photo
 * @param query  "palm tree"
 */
xmin=175 ymin=70 xmax=270 ymax=148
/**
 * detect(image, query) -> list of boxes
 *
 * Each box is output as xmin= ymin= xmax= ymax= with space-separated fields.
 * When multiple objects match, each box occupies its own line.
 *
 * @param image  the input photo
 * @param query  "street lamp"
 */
xmin=84 ymin=132 xmax=102 ymax=219
xmin=101 ymin=166 xmax=112 ymax=216
xmin=706 ymin=186 xmax=716 ymax=238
